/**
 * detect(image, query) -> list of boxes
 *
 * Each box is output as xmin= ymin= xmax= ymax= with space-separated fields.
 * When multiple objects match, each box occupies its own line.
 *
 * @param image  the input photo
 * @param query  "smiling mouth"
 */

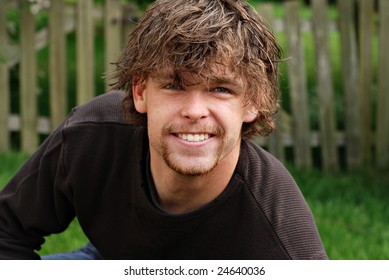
xmin=176 ymin=133 xmax=211 ymax=142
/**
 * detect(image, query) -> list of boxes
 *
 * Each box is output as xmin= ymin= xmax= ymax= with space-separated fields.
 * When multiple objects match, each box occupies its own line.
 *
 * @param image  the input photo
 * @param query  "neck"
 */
xmin=150 ymin=146 xmax=241 ymax=214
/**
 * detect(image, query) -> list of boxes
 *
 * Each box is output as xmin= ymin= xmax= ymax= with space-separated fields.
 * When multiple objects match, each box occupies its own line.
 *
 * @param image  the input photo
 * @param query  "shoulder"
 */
xmin=240 ymin=140 xmax=300 ymax=210
xmin=238 ymin=140 xmax=328 ymax=260
xmin=59 ymin=90 xmax=147 ymax=149
xmin=58 ymin=91 xmax=147 ymax=163
xmin=65 ymin=91 xmax=127 ymax=128
xmin=239 ymin=140 xmax=294 ymax=188
xmin=240 ymin=140 xmax=304 ymax=218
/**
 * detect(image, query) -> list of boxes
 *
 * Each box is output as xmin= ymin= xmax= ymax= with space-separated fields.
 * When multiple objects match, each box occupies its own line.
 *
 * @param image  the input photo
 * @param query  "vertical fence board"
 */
xmin=257 ymin=3 xmax=285 ymax=163
xmin=76 ymin=0 xmax=95 ymax=105
xmin=0 ymin=0 xmax=10 ymax=152
xmin=337 ymin=0 xmax=362 ymax=169
xmin=358 ymin=0 xmax=374 ymax=165
xmin=376 ymin=0 xmax=389 ymax=168
xmin=285 ymin=0 xmax=312 ymax=168
xmin=20 ymin=2 xmax=38 ymax=153
xmin=312 ymin=0 xmax=338 ymax=171
xmin=49 ymin=0 xmax=67 ymax=129
xmin=104 ymin=0 xmax=122 ymax=90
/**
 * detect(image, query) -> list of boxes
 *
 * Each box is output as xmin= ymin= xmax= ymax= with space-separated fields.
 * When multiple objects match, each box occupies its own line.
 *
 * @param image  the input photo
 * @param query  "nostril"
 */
xmin=181 ymin=103 xmax=209 ymax=120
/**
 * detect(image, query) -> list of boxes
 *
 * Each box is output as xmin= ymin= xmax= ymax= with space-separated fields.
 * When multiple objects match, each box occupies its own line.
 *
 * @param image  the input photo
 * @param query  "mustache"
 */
xmin=163 ymin=123 xmax=224 ymax=136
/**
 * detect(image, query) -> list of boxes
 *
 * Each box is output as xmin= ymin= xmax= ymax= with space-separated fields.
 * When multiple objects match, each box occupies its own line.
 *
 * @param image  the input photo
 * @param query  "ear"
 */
xmin=243 ymin=103 xmax=259 ymax=123
xmin=132 ymin=77 xmax=147 ymax=113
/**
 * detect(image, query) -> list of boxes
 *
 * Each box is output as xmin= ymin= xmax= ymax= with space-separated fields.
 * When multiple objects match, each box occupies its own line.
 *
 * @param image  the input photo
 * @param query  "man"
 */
xmin=0 ymin=0 xmax=327 ymax=259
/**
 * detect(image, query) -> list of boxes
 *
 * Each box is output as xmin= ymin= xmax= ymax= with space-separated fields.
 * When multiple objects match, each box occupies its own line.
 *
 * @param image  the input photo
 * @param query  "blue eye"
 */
xmin=213 ymin=87 xmax=231 ymax=94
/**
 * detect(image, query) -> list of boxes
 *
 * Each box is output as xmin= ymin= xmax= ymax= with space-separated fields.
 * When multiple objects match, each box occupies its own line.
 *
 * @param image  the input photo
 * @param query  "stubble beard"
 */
xmin=159 ymin=124 xmax=227 ymax=177
xmin=161 ymin=140 xmax=224 ymax=177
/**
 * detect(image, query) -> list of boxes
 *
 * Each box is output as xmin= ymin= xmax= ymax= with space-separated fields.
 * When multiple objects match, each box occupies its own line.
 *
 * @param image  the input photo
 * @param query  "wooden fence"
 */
xmin=0 ymin=0 xmax=388 ymax=171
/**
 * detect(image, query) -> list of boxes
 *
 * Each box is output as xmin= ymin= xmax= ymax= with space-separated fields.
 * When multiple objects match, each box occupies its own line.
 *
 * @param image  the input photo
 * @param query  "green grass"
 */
xmin=1 ymin=152 xmax=388 ymax=259
xmin=290 ymin=165 xmax=389 ymax=259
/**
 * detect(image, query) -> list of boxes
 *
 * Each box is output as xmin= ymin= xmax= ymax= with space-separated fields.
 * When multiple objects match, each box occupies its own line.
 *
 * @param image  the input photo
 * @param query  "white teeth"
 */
xmin=177 ymin=133 xmax=210 ymax=142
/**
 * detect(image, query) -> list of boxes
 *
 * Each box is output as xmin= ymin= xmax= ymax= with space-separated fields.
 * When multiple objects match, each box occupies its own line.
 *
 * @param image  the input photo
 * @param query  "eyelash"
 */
xmin=163 ymin=84 xmax=232 ymax=95
xmin=163 ymin=83 xmax=182 ymax=90
xmin=213 ymin=87 xmax=231 ymax=94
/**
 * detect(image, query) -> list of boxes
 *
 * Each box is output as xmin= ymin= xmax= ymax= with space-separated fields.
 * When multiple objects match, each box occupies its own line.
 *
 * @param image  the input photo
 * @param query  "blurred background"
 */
xmin=0 ymin=0 xmax=388 ymax=259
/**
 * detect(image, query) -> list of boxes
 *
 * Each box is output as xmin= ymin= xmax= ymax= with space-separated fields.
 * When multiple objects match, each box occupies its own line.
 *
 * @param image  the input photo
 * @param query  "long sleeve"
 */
xmin=0 ymin=120 xmax=76 ymax=259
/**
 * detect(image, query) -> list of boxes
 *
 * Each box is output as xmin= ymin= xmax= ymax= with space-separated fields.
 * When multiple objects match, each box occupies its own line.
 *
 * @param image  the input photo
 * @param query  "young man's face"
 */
xmin=133 ymin=67 xmax=258 ymax=176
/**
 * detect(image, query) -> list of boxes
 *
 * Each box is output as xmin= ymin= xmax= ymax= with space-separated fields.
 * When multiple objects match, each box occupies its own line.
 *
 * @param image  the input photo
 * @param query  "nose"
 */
xmin=180 ymin=91 xmax=210 ymax=121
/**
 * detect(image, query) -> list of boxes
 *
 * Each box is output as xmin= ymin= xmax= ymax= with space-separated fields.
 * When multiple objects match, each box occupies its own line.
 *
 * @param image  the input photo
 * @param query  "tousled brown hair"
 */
xmin=110 ymin=0 xmax=282 ymax=139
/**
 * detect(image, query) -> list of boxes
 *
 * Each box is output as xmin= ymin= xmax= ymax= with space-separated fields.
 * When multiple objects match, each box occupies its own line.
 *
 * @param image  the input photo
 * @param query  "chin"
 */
xmin=166 ymin=159 xmax=218 ymax=177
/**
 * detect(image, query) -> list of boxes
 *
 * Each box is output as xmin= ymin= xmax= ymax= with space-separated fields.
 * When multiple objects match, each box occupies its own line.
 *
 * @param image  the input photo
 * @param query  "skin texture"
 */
xmin=133 ymin=67 xmax=258 ymax=214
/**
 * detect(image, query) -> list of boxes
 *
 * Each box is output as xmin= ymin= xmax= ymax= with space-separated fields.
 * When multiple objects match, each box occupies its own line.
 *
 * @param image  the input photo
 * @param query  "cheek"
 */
xmin=146 ymin=101 xmax=175 ymax=130
xmin=215 ymin=107 xmax=246 ymax=134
